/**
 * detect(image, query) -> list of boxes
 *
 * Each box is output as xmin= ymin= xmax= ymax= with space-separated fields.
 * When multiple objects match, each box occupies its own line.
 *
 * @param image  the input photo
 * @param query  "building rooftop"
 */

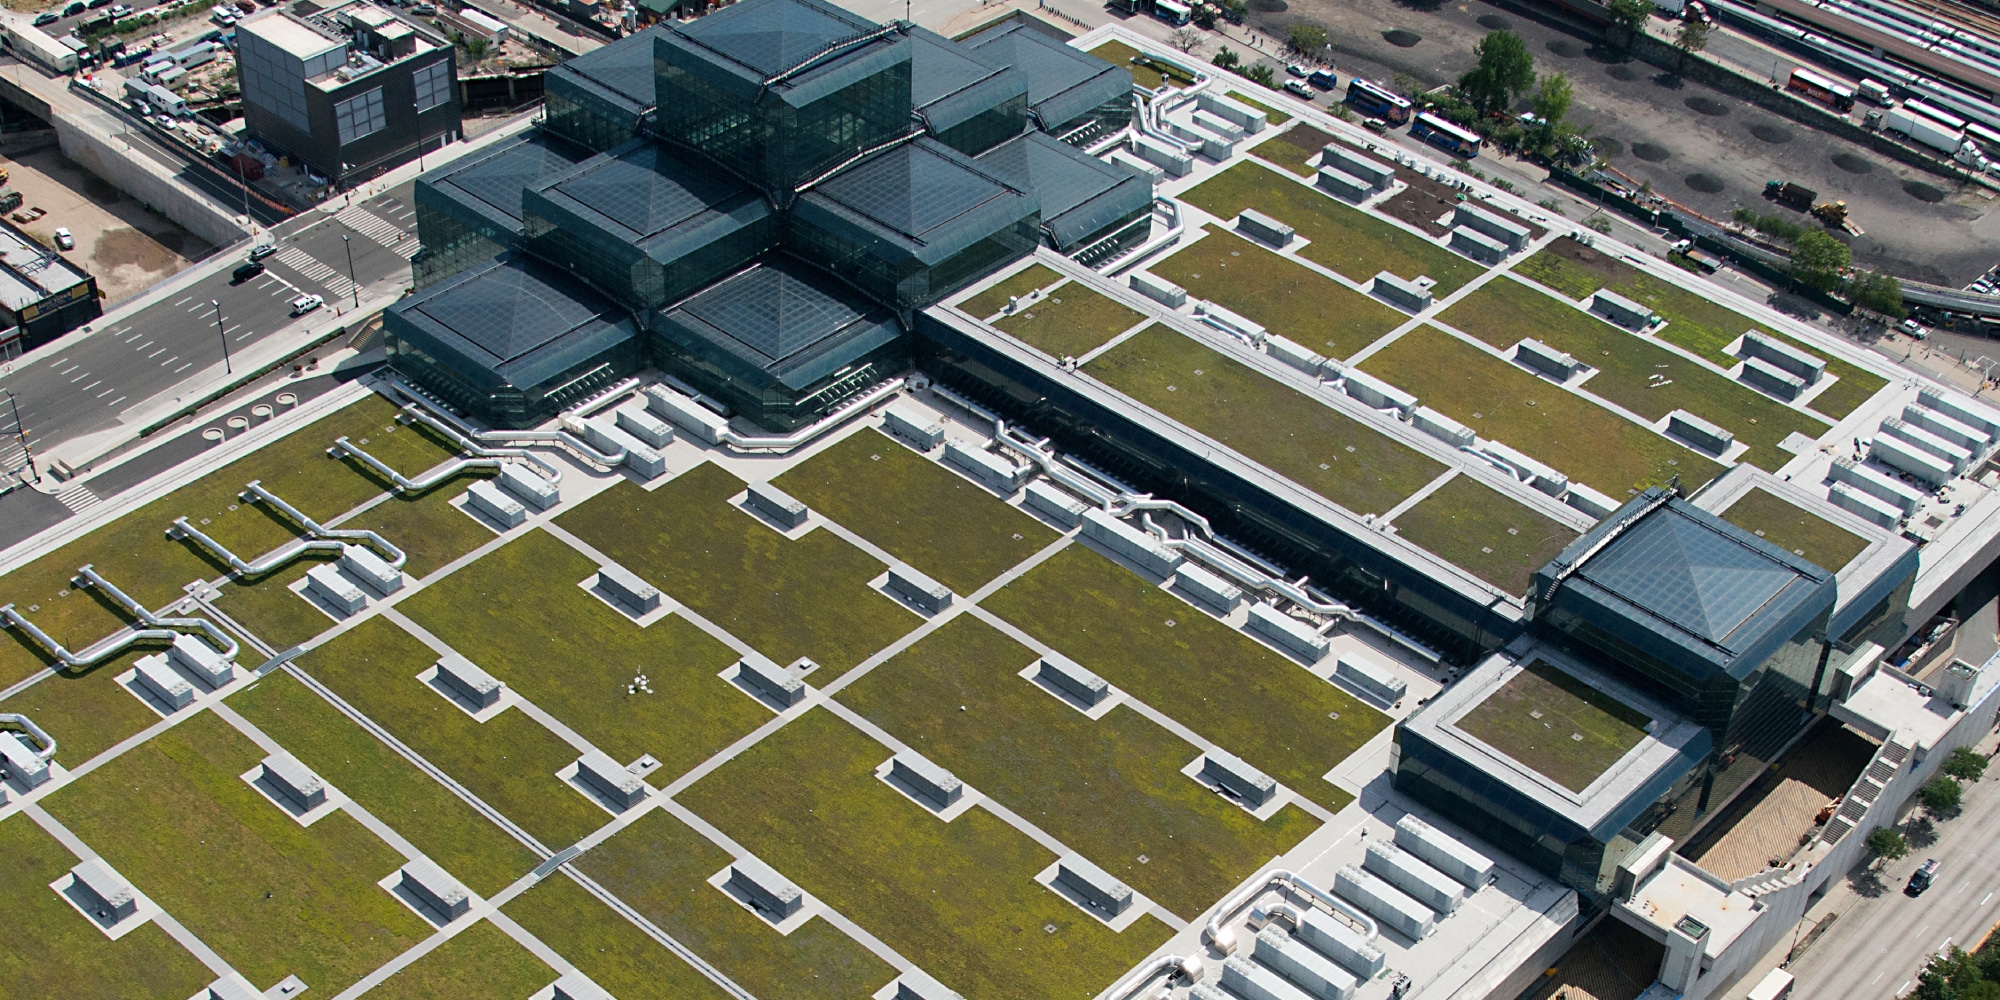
xmin=959 ymin=21 xmax=1129 ymax=131
xmin=653 ymin=256 xmax=901 ymax=391
xmin=0 ymin=218 xmax=88 ymax=309
xmin=975 ymin=131 xmax=1148 ymax=251
xmin=390 ymin=253 xmax=638 ymax=390
xmin=532 ymin=139 xmax=767 ymax=253
xmin=1456 ymin=658 xmax=1654 ymax=793
xmin=669 ymin=0 xmax=891 ymax=84
xmin=423 ymin=129 xmax=594 ymax=231
xmin=908 ymin=25 xmax=1023 ymax=139
xmin=799 ymin=137 xmax=1032 ymax=261
xmin=547 ymin=25 xmax=663 ymax=115
xmin=239 ymin=9 xmax=346 ymax=59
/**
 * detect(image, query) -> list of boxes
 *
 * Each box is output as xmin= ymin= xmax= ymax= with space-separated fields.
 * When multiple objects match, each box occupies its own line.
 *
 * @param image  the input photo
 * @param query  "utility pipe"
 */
xmin=0 ymin=602 xmax=177 ymax=669
xmin=1204 ymin=870 xmax=1379 ymax=956
xmin=397 ymin=404 xmax=578 ymax=479
xmin=715 ymin=378 xmax=905 ymax=452
xmin=0 ymin=711 xmax=56 ymax=760
xmin=74 ymin=565 xmax=237 ymax=661
xmin=169 ymin=518 xmax=344 ymax=577
xmin=244 ymin=481 xmax=407 ymax=568
xmin=1104 ymin=954 xmax=1203 ymax=1000
xmin=330 ymin=437 xmax=508 ymax=495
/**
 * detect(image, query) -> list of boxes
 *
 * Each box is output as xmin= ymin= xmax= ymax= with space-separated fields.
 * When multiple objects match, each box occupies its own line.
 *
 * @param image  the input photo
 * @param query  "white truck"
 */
xmin=1884 ymin=104 xmax=1989 ymax=170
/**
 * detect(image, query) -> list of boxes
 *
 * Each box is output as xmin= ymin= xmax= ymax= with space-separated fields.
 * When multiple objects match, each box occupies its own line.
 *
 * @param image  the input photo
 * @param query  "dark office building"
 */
xmin=959 ymin=21 xmax=1133 ymax=147
xmin=237 ymin=3 xmax=460 ymax=186
xmin=976 ymin=130 xmax=1152 ymax=261
xmin=908 ymin=25 xmax=1025 ymax=156
xmin=411 ymin=129 xmax=593 ymax=289
xmin=0 ymin=216 xmax=100 ymax=358
xmin=544 ymin=25 xmax=664 ymax=152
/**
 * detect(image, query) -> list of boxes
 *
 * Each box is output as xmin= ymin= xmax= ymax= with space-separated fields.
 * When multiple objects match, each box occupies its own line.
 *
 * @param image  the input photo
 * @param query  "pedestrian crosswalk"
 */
xmin=55 ymin=482 xmax=101 ymax=513
xmin=338 ymin=206 xmax=418 ymax=259
xmin=274 ymin=247 xmax=356 ymax=299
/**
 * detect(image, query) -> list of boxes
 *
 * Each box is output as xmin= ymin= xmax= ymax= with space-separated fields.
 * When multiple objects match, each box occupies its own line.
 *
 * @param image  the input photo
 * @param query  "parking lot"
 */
xmin=1207 ymin=0 xmax=2000 ymax=285
xmin=0 ymin=145 xmax=209 ymax=304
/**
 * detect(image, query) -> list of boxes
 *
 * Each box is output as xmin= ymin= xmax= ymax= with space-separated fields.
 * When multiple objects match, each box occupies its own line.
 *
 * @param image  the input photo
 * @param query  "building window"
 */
xmin=413 ymin=60 xmax=451 ymax=113
xmin=335 ymin=87 xmax=387 ymax=144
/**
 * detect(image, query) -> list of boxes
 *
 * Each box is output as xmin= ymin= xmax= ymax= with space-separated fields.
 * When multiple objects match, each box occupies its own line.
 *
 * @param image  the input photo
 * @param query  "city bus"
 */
xmin=1344 ymin=78 xmax=1413 ymax=125
xmin=1152 ymin=0 xmax=1190 ymax=25
xmin=1411 ymin=112 xmax=1482 ymax=157
xmin=1785 ymin=66 xmax=1856 ymax=112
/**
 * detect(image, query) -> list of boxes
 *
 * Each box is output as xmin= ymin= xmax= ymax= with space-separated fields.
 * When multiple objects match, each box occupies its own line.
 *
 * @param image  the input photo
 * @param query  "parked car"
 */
xmin=411 ymin=2 xmax=435 ymax=12
xmin=1901 ymin=318 xmax=1930 ymax=339
xmin=110 ymin=4 xmax=132 ymax=15
xmin=249 ymin=242 xmax=278 ymax=261
xmin=1362 ymin=117 xmax=1388 ymax=133
xmin=232 ymin=260 xmax=265 ymax=283
xmin=1908 ymin=858 xmax=1941 ymax=895
xmin=32 ymin=11 xmax=60 ymax=25
xmin=13 ymin=206 xmax=46 ymax=223
xmin=290 ymin=293 xmax=323 ymax=316
xmin=53 ymin=227 xmax=73 ymax=250
xmin=1286 ymin=63 xmax=1308 ymax=78
xmin=1283 ymin=79 xmax=1314 ymax=100
xmin=86 ymin=0 xmax=112 ymax=9
xmin=63 ymin=2 xmax=85 ymax=16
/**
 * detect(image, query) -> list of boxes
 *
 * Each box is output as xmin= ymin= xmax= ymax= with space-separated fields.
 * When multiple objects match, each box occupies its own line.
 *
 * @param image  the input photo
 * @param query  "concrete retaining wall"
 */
xmin=52 ymin=114 xmax=249 ymax=247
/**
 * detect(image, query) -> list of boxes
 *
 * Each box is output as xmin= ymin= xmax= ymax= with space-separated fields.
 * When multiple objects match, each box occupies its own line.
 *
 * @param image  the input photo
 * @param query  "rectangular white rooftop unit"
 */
xmin=436 ymin=653 xmax=503 ymax=708
xmin=71 ymin=857 xmax=138 ymax=921
xmin=646 ymin=384 xmax=731 ymax=444
xmin=1129 ymin=134 xmax=1194 ymax=177
xmin=1591 ymin=290 xmax=1653 ymax=328
xmin=728 ymin=857 xmax=803 ymax=918
xmin=1741 ymin=357 xmax=1806 ymax=400
xmin=577 ymin=749 xmax=646 ymax=809
xmin=1024 ymin=481 xmax=1090 ymax=527
xmin=1247 ymin=603 xmax=1328 ymax=662
xmin=1057 ymin=855 xmax=1134 ymax=915
xmin=498 ymin=461 xmax=560 ymax=510
xmin=598 ymin=563 xmax=662 ymax=613
xmin=1129 ymin=270 xmax=1187 ymax=308
xmin=887 ymin=565 xmax=953 ymax=614
xmin=739 ymin=654 xmax=807 ymax=706
xmin=1193 ymin=109 xmax=1247 ymax=143
xmin=616 ymin=406 xmax=676 ymax=448
xmin=1335 ymin=653 xmax=1406 ymax=705
xmin=1394 ymin=814 xmax=1494 ymax=886
xmin=135 ymin=654 xmax=195 ymax=709
xmin=1449 ymin=226 xmax=1509 ymax=264
xmin=884 ymin=402 xmax=945 ymax=450
xmin=891 ymin=752 xmax=964 ymax=807
xmin=1321 ymin=145 xmax=1394 ymax=190
xmin=747 ymin=482 xmax=810 ymax=528
xmin=1881 ymin=418 xmax=1973 ymax=472
xmin=1238 ymin=209 xmax=1294 ymax=247
xmin=1222 ymin=954 xmax=1316 ymax=1000
xmin=550 ymin=970 xmax=614 ymax=1000
xmin=1739 ymin=332 xmax=1825 ymax=385
xmin=1255 ymin=926 xmax=1359 ymax=1000
xmin=1267 ymin=335 xmax=1327 ymax=379
xmin=1080 ymin=508 xmax=1182 ymax=576
xmin=1901 ymin=403 xmax=1987 ymax=451
xmin=466 ymin=479 xmax=527 ymax=527
xmin=1451 ymin=203 xmax=1530 ymax=251
xmin=1363 ymin=840 xmax=1465 ymax=913
xmin=1412 ymin=407 xmax=1474 ymax=448
xmin=1828 ymin=482 xmax=1902 ymax=528
xmin=1108 ymin=149 xmax=1165 ymax=185
xmin=1202 ymin=748 xmax=1277 ymax=806
xmin=0 ymin=730 xmax=50 ymax=787
xmin=1373 ymin=272 xmax=1433 ymax=311
xmin=583 ymin=417 xmax=667 ymax=479
xmin=168 ymin=633 xmax=233 ymax=687
xmin=1335 ymin=864 xmax=1434 ymax=940
xmin=205 ymin=976 xmax=264 ymax=1000
xmin=339 ymin=544 xmax=403 ymax=594
xmin=1038 ymin=653 xmax=1110 ymax=706
xmin=306 ymin=562 xmax=366 ymax=615
xmin=261 ymin=751 xmax=327 ymax=810
xmin=1918 ymin=387 xmax=2000 ymax=442
xmin=1667 ymin=410 xmax=1734 ymax=455
xmin=400 ymin=858 xmax=470 ymax=920
xmin=1566 ymin=482 xmax=1619 ymax=519
xmin=945 ymin=440 xmax=1028 ymax=494
xmin=1340 ymin=370 xmax=1417 ymax=416
xmin=1198 ymin=90 xmax=1268 ymax=131
xmin=1828 ymin=455 xmax=1925 ymax=512
xmin=1515 ymin=338 xmax=1582 ymax=380
xmin=1871 ymin=433 xmax=1954 ymax=485
xmin=895 ymin=969 xmax=967 ymax=1000
xmin=1176 ymin=562 xmax=1244 ymax=611
xmin=1296 ymin=907 xmax=1386 ymax=977
xmin=1315 ymin=165 xmax=1371 ymax=203
xmin=1480 ymin=440 xmax=1567 ymax=496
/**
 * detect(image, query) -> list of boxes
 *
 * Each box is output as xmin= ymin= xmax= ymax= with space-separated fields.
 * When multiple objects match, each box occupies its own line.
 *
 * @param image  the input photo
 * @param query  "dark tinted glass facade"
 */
xmin=413 ymin=129 xmax=593 ymax=288
xmin=908 ymin=26 xmax=1025 ymax=156
xmin=960 ymin=23 xmax=1132 ymax=146
xmin=976 ymin=131 xmax=1151 ymax=254
xmin=544 ymin=26 xmax=663 ymax=152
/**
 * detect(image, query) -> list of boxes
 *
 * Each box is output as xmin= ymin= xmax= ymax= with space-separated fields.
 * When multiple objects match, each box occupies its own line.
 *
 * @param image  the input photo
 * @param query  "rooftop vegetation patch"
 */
xmin=1455 ymin=659 xmax=1652 ymax=792
xmin=1388 ymin=475 xmax=1580 ymax=594
xmin=959 ymin=263 xmax=1063 ymax=319
xmin=0 ymin=645 xmax=172 ymax=768
xmin=363 ymin=919 xmax=555 ymax=1000
xmin=991 ymin=282 xmax=1147 ymax=361
xmin=1151 ymin=226 xmax=1404 ymax=360
xmin=1719 ymin=487 xmax=1870 ymax=571
xmin=504 ymin=873 xmax=735 ymax=1000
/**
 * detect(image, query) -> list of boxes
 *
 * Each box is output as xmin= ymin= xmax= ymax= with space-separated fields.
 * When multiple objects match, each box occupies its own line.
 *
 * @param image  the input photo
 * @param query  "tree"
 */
xmin=1943 ymin=746 xmax=1988 ymax=783
xmin=1457 ymin=30 xmax=1536 ymax=117
xmin=1170 ymin=25 xmax=1202 ymax=52
xmin=1287 ymin=22 xmax=1329 ymax=60
xmin=1244 ymin=64 xmax=1277 ymax=88
xmin=1532 ymin=71 xmax=1573 ymax=126
xmin=1674 ymin=18 xmax=1711 ymax=64
xmin=1212 ymin=46 xmax=1241 ymax=70
xmin=1848 ymin=270 xmax=1908 ymax=319
xmin=1866 ymin=825 xmax=1910 ymax=863
xmin=1919 ymin=776 xmax=1964 ymax=816
xmin=1789 ymin=229 xmax=1850 ymax=292
xmin=1607 ymin=0 xmax=1652 ymax=32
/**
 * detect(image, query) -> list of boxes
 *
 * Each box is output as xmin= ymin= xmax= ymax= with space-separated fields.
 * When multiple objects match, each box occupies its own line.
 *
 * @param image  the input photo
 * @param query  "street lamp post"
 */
xmin=212 ymin=300 xmax=232 ymax=374
xmin=3 ymin=386 xmax=34 ymax=483
xmin=342 ymin=234 xmax=360 ymax=309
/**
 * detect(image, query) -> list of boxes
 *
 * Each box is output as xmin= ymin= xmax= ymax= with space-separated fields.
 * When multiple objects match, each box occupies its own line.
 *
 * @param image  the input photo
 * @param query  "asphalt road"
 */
xmin=0 ymin=180 xmax=417 ymax=475
xmin=1787 ymin=752 xmax=2000 ymax=1000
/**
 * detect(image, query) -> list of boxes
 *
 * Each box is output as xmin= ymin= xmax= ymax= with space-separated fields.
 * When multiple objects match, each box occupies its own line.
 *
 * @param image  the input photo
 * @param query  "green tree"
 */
xmin=1919 ymin=776 xmax=1964 ymax=815
xmin=1457 ymin=30 xmax=1536 ymax=116
xmin=1528 ymin=71 xmax=1572 ymax=147
xmin=1943 ymin=746 xmax=1988 ymax=783
xmin=1848 ymin=270 xmax=1908 ymax=319
xmin=1212 ymin=47 xmax=1241 ymax=70
xmin=1608 ymin=0 xmax=1652 ymax=32
xmin=1244 ymin=63 xmax=1277 ymax=88
xmin=1288 ymin=22 xmax=1329 ymax=59
xmin=1789 ymin=229 xmax=1851 ymax=292
xmin=1865 ymin=825 xmax=1910 ymax=863
xmin=1675 ymin=18 xmax=1711 ymax=63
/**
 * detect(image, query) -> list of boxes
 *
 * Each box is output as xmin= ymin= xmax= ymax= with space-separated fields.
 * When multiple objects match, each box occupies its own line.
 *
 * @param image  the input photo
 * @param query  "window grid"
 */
xmin=335 ymin=87 xmax=387 ymax=145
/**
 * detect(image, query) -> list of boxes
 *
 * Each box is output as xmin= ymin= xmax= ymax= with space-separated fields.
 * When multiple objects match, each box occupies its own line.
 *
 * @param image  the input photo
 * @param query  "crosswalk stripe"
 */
xmin=56 ymin=483 xmax=101 ymax=513
xmin=336 ymin=206 xmax=411 ymax=249
xmin=276 ymin=246 xmax=336 ymax=282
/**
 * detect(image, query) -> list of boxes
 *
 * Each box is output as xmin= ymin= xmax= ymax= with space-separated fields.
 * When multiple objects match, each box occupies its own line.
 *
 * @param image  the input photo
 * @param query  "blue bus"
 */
xmin=1344 ymin=78 xmax=1413 ymax=125
xmin=1411 ymin=112 xmax=1482 ymax=157
xmin=1308 ymin=68 xmax=1338 ymax=90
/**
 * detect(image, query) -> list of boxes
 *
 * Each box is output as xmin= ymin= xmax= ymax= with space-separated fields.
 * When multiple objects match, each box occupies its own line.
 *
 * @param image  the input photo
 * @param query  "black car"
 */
xmin=231 ymin=260 xmax=266 ymax=283
xmin=1908 ymin=858 xmax=1941 ymax=896
xmin=63 ymin=2 xmax=85 ymax=15
xmin=32 ymin=11 xmax=59 ymax=24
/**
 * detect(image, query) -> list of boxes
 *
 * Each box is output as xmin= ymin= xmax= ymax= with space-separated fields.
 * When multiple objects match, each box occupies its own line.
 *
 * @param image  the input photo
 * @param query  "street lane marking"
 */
xmin=95 ymin=387 xmax=113 ymax=398
xmin=161 ymin=355 xmax=178 ymax=367
xmin=80 ymin=380 xmax=98 ymax=391
xmin=1982 ymin=892 xmax=1993 ymax=906
xmin=147 ymin=348 xmax=163 ymax=358
xmin=107 ymin=396 xmax=124 ymax=406
xmin=173 ymin=362 xmax=190 ymax=373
